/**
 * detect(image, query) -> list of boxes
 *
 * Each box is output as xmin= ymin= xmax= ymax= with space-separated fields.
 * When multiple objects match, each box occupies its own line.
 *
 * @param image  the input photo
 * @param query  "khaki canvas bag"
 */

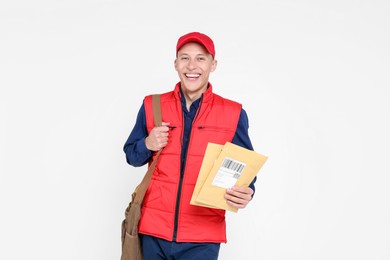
xmin=121 ymin=94 xmax=162 ymax=260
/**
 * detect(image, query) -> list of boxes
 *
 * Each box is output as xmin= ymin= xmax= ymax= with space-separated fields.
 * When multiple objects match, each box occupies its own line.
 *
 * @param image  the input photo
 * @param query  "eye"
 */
xmin=180 ymin=56 xmax=189 ymax=61
xmin=197 ymin=57 xmax=206 ymax=61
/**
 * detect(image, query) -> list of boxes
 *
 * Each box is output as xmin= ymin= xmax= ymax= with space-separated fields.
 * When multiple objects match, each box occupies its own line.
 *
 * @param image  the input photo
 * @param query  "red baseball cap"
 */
xmin=176 ymin=32 xmax=215 ymax=58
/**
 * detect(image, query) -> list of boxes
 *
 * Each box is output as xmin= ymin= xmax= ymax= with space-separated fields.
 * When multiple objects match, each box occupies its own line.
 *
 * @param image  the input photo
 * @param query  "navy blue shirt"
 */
xmin=123 ymin=93 xmax=257 ymax=193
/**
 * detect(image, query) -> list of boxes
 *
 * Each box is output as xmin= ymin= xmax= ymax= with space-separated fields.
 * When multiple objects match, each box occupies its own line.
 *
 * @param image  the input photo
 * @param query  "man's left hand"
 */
xmin=224 ymin=186 xmax=254 ymax=209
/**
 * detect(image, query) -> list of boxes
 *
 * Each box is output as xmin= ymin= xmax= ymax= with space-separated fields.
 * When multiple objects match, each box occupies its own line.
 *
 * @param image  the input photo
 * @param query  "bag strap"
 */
xmin=152 ymin=94 xmax=162 ymax=128
xmin=133 ymin=94 xmax=162 ymax=204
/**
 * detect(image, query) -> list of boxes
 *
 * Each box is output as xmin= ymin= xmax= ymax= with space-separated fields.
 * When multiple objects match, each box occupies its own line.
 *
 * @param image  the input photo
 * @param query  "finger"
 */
xmin=225 ymin=193 xmax=247 ymax=204
xmin=225 ymin=188 xmax=252 ymax=203
xmin=159 ymin=132 xmax=169 ymax=137
xmin=226 ymin=200 xmax=246 ymax=209
xmin=226 ymin=187 xmax=251 ymax=198
xmin=224 ymin=195 xmax=248 ymax=209
xmin=231 ymin=186 xmax=253 ymax=195
xmin=157 ymin=126 xmax=170 ymax=133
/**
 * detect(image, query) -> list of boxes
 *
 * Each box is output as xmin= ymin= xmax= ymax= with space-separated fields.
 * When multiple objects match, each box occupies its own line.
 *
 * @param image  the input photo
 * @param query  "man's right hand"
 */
xmin=145 ymin=122 xmax=170 ymax=151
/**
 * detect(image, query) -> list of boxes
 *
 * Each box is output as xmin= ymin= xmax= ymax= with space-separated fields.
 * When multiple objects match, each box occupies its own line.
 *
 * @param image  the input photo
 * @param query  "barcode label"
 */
xmin=212 ymin=157 xmax=247 ymax=189
xmin=222 ymin=158 xmax=245 ymax=175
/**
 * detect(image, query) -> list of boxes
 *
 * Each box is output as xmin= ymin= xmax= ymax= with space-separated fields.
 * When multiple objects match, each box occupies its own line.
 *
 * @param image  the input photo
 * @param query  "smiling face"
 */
xmin=174 ymin=42 xmax=217 ymax=102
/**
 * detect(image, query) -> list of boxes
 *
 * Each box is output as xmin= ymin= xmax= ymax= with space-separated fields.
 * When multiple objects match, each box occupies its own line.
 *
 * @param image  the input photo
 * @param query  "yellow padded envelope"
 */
xmin=190 ymin=142 xmax=268 ymax=213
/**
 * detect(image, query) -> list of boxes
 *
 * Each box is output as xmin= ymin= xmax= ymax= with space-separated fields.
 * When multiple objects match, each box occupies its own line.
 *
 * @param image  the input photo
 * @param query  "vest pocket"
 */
xmin=197 ymin=125 xmax=233 ymax=133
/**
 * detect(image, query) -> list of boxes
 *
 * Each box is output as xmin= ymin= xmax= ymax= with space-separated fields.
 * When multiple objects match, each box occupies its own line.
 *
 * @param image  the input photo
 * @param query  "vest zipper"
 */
xmin=172 ymin=96 xmax=203 ymax=241
xmin=197 ymin=125 xmax=232 ymax=133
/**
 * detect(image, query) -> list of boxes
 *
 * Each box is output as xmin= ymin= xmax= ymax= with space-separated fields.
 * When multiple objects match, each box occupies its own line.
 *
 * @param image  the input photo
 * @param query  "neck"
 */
xmin=180 ymin=85 xmax=208 ymax=111
xmin=183 ymin=92 xmax=201 ymax=111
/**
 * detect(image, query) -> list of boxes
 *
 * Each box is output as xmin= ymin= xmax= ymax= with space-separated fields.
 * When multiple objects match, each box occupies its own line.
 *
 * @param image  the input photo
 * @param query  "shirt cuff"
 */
xmin=138 ymin=137 xmax=153 ymax=157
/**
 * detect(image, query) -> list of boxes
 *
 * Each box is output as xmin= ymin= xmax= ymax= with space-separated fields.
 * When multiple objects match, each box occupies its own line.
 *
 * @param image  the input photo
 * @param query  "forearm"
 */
xmin=232 ymin=108 xmax=257 ymax=196
xmin=123 ymin=103 xmax=153 ymax=167
xmin=124 ymin=138 xmax=152 ymax=167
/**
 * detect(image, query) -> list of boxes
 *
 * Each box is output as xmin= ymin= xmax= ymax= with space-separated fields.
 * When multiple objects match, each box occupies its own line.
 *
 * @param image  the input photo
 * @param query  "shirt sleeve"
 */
xmin=231 ymin=108 xmax=257 ymax=196
xmin=123 ymin=103 xmax=153 ymax=167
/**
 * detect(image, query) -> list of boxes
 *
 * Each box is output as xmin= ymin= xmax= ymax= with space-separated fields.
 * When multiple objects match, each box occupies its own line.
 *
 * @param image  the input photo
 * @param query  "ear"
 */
xmin=211 ymin=59 xmax=218 ymax=72
xmin=174 ymin=58 xmax=178 ymax=71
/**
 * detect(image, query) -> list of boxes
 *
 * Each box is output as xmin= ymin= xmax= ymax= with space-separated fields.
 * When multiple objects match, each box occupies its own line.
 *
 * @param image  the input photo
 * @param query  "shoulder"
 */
xmin=212 ymin=93 xmax=242 ymax=110
xmin=144 ymin=90 xmax=175 ymax=105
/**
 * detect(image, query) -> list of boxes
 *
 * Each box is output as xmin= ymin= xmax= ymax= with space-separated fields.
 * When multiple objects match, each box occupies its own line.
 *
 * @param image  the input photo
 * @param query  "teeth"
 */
xmin=186 ymin=73 xmax=200 ymax=78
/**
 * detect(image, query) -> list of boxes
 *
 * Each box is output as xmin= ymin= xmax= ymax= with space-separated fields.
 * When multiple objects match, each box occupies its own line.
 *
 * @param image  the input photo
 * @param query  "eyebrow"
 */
xmin=178 ymin=53 xmax=208 ymax=57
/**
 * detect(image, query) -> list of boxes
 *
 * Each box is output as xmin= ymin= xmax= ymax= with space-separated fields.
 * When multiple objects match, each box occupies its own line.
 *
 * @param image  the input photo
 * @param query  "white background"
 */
xmin=1 ymin=0 xmax=389 ymax=259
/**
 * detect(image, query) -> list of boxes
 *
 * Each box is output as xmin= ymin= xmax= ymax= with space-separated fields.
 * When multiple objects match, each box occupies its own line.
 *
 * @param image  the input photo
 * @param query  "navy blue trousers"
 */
xmin=141 ymin=234 xmax=221 ymax=260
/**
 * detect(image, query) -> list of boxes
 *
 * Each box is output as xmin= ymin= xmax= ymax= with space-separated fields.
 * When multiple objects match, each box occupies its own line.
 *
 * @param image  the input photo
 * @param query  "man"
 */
xmin=123 ymin=32 xmax=256 ymax=260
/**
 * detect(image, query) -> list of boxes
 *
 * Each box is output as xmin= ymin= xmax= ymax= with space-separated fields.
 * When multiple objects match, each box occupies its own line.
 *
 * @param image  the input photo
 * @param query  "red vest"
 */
xmin=139 ymin=83 xmax=242 ymax=243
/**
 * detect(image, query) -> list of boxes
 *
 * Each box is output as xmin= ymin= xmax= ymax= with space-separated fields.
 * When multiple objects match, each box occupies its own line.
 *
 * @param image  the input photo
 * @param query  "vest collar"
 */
xmin=174 ymin=82 xmax=214 ymax=103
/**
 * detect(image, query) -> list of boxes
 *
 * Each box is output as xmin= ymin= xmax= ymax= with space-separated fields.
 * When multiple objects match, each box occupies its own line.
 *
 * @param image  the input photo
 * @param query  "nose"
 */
xmin=187 ymin=58 xmax=197 ymax=70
